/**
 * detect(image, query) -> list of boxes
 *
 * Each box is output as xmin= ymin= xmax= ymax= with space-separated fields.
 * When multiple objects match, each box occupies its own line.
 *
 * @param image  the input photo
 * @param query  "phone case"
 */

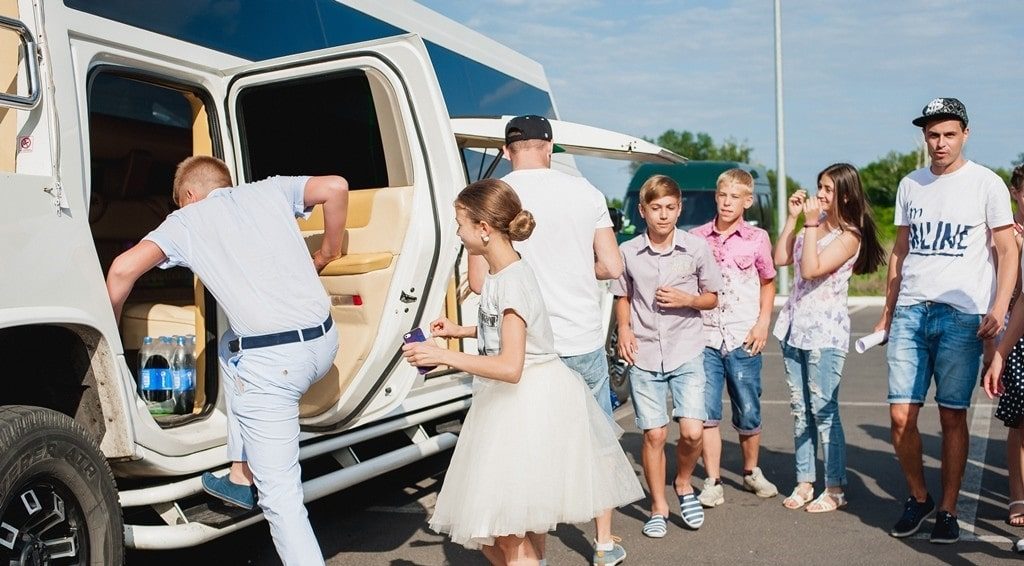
xmin=403 ymin=328 xmax=436 ymax=374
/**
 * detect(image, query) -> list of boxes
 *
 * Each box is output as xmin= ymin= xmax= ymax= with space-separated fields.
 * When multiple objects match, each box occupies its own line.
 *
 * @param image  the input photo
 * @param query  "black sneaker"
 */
xmin=890 ymin=494 xmax=935 ymax=537
xmin=929 ymin=511 xmax=960 ymax=544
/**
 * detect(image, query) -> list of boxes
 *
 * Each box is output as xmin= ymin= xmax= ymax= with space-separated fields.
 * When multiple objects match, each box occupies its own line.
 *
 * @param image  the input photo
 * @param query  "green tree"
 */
xmin=766 ymin=169 xmax=800 ymax=195
xmin=993 ymin=167 xmax=1011 ymax=186
xmin=858 ymin=149 xmax=921 ymax=206
xmin=631 ymin=129 xmax=754 ymax=173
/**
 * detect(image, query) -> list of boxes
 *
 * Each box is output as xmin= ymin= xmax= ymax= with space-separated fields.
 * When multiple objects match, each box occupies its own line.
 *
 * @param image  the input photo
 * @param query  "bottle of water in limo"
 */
xmin=138 ymin=336 xmax=154 ymax=398
xmin=140 ymin=336 xmax=174 ymax=415
xmin=171 ymin=335 xmax=196 ymax=415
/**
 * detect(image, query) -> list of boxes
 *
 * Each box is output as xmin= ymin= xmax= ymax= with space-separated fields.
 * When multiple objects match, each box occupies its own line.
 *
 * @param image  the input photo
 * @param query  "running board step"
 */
xmin=126 ymin=433 xmax=459 ymax=549
xmin=182 ymin=500 xmax=259 ymax=528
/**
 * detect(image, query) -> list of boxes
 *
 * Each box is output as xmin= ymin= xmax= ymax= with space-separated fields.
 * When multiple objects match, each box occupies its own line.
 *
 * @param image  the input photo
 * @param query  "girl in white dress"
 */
xmin=403 ymin=179 xmax=642 ymax=565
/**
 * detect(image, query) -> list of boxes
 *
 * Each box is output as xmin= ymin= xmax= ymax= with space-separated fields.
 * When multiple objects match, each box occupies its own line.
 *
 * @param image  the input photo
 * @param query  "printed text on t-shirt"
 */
xmin=907 ymin=207 xmax=971 ymax=257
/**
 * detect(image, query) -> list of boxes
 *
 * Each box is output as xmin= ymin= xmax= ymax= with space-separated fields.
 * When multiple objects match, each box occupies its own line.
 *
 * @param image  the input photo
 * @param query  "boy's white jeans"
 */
xmin=219 ymin=326 xmax=339 ymax=566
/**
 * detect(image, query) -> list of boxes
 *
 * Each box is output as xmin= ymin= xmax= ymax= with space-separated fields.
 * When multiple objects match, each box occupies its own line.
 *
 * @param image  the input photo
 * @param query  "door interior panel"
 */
xmin=296 ymin=185 xmax=413 ymax=416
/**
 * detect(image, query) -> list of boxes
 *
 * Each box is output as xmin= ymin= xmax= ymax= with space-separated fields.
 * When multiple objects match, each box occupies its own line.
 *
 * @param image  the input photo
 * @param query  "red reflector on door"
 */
xmin=352 ymin=295 xmax=363 ymax=306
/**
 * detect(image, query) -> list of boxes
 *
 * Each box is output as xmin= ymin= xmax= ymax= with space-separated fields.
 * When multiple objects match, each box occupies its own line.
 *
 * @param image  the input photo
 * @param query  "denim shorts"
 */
xmin=703 ymin=346 xmax=763 ymax=434
xmin=628 ymin=355 xmax=706 ymax=430
xmin=561 ymin=347 xmax=612 ymax=418
xmin=886 ymin=302 xmax=982 ymax=409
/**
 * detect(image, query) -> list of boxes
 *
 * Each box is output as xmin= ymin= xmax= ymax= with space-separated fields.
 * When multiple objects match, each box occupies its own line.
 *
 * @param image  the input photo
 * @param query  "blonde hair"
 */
xmin=455 ymin=178 xmax=536 ymax=241
xmin=173 ymin=156 xmax=232 ymax=206
xmin=638 ymin=174 xmax=681 ymax=205
xmin=716 ymin=168 xmax=754 ymax=195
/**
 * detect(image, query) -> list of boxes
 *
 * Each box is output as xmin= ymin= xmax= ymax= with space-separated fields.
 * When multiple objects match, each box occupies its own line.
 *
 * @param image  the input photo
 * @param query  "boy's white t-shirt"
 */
xmin=502 ymin=168 xmax=612 ymax=356
xmin=894 ymin=160 xmax=1013 ymax=314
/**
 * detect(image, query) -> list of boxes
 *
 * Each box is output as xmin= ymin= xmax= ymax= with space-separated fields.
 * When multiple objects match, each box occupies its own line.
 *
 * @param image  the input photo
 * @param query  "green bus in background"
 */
xmin=618 ymin=161 xmax=776 ymax=242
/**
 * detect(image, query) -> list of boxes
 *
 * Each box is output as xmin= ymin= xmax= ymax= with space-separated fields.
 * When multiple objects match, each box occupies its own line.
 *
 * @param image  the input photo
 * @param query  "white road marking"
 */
xmin=958 ymin=402 xmax=993 ymax=538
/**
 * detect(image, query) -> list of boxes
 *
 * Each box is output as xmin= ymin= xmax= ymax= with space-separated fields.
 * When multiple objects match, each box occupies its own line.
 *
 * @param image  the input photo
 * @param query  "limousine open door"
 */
xmin=219 ymin=35 xmax=465 ymax=430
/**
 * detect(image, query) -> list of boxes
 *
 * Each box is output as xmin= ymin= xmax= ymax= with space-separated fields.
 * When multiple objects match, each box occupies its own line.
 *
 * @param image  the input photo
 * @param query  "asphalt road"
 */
xmin=129 ymin=306 xmax=1024 ymax=565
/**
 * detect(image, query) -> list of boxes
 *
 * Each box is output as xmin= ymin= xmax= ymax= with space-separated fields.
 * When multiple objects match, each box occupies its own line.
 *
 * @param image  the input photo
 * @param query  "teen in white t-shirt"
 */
xmin=894 ymin=160 xmax=1012 ymax=314
xmin=503 ymin=167 xmax=613 ymax=355
xmin=877 ymin=98 xmax=1018 ymax=544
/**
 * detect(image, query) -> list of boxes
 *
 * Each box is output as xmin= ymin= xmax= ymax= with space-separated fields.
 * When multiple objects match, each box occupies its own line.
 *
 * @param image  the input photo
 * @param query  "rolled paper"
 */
xmin=855 ymin=330 xmax=888 ymax=354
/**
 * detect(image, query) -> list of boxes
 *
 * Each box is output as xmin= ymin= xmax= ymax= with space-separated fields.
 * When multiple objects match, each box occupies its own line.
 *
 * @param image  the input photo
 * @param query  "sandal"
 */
xmin=806 ymin=490 xmax=847 ymax=513
xmin=783 ymin=485 xmax=814 ymax=510
xmin=1008 ymin=500 xmax=1024 ymax=526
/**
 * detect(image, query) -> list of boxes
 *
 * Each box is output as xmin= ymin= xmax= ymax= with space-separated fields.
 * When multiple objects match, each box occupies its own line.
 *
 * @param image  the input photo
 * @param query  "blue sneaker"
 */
xmin=929 ymin=510 xmax=960 ymax=544
xmin=201 ymin=472 xmax=257 ymax=510
xmin=592 ymin=538 xmax=626 ymax=566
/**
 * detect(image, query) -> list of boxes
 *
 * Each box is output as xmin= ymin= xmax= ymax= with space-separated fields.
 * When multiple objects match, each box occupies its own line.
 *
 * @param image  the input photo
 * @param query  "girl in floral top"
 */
xmin=772 ymin=163 xmax=886 ymax=513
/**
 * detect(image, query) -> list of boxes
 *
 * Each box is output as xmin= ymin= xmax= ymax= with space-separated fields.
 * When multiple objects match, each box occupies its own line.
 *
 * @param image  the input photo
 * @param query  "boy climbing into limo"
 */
xmin=105 ymin=155 xmax=349 ymax=566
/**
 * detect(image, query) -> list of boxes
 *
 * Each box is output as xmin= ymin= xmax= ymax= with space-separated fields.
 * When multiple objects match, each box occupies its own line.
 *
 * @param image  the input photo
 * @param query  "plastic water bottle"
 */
xmin=138 ymin=336 xmax=154 ymax=397
xmin=140 ymin=336 xmax=174 ymax=415
xmin=171 ymin=335 xmax=196 ymax=415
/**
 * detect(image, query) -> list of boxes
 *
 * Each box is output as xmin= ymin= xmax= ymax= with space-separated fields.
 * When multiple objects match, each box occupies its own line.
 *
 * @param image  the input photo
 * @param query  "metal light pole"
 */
xmin=774 ymin=0 xmax=789 ymax=294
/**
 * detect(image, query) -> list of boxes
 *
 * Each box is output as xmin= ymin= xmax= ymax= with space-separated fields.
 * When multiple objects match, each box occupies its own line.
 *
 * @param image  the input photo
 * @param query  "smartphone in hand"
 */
xmin=403 ymin=328 xmax=437 ymax=375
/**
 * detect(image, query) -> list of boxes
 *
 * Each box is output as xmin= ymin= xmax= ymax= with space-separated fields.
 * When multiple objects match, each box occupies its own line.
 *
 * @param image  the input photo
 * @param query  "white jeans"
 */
xmin=219 ymin=326 xmax=338 ymax=566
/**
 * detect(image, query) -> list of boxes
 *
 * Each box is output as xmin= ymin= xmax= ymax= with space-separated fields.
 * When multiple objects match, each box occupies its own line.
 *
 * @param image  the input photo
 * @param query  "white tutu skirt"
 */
xmin=429 ymin=357 xmax=644 ymax=549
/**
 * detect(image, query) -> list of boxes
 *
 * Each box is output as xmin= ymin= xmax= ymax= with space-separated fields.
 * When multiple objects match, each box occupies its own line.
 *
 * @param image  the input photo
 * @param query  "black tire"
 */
xmin=605 ymin=324 xmax=631 ymax=406
xmin=0 ymin=406 xmax=123 ymax=565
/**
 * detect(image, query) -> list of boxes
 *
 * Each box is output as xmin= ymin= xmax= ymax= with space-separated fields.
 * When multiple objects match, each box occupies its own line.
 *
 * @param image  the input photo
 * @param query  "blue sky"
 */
xmin=419 ymin=0 xmax=1023 ymax=199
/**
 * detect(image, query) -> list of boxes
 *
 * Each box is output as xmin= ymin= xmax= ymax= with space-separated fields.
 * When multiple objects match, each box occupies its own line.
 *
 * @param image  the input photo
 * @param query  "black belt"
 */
xmin=229 ymin=316 xmax=333 ymax=353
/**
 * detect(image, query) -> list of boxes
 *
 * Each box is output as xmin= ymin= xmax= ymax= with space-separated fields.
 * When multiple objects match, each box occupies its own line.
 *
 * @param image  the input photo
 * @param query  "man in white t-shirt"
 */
xmin=468 ymin=115 xmax=625 ymax=566
xmin=105 ymin=156 xmax=349 ymax=565
xmin=874 ymin=98 xmax=1018 ymax=544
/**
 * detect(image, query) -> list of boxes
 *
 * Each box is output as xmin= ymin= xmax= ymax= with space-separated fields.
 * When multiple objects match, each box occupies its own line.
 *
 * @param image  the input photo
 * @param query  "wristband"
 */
xmin=804 ymin=223 xmax=819 ymax=228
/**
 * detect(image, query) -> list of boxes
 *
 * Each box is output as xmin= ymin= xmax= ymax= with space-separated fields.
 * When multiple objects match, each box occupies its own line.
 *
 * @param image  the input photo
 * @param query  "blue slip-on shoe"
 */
xmin=592 ymin=537 xmax=626 ymax=566
xmin=890 ymin=494 xmax=935 ymax=538
xmin=202 ymin=472 xmax=257 ymax=510
xmin=641 ymin=514 xmax=668 ymax=538
xmin=679 ymin=492 xmax=705 ymax=529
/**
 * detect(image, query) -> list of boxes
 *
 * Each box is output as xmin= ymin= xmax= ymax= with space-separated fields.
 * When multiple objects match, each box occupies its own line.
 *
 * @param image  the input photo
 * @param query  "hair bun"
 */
xmin=507 ymin=209 xmax=536 ymax=241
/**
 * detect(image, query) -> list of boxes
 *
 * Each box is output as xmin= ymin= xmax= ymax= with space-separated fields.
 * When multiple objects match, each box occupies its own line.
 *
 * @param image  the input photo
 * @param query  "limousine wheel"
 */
xmin=0 ymin=406 xmax=123 ymax=565
xmin=606 ymin=326 xmax=631 ymax=407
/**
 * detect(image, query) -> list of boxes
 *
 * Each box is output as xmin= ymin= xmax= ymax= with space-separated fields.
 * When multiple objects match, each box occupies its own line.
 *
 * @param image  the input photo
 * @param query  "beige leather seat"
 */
xmin=121 ymin=303 xmax=197 ymax=351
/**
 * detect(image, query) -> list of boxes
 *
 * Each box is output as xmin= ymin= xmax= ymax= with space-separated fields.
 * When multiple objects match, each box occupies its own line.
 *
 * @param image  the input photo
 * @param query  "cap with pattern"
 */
xmin=912 ymin=97 xmax=968 ymax=127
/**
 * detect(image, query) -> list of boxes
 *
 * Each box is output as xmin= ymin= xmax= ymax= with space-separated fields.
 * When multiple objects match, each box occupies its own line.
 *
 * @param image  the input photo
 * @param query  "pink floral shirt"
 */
xmin=691 ymin=220 xmax=776 ymax=352
xmin=772 ymin=228 xmax=857 ymax=352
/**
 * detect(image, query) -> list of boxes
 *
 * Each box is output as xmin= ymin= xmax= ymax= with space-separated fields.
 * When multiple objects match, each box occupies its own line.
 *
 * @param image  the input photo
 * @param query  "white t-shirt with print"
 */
xmin=894 ymin=161 xmax=1013 ymax=314
xmin=144 ymin=176 xmax=330 ymax=336
xmin=477 ymin=260 xmax=558 ymax=364
xmin=502 ymin=168 xmax=613 ymax=356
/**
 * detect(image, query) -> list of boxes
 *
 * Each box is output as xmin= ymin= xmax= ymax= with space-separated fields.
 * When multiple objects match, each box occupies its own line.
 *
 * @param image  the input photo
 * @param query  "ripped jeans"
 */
xmin=780 ymin=341 xmax=848 ymax=488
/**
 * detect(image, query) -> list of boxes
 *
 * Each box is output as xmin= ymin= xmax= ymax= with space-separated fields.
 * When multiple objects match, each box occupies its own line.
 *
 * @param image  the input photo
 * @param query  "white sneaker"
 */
xmin=743 ymin=467 xmax=779 ymax=498
xmin=698 ymin=477 xmax=724 ymax=507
